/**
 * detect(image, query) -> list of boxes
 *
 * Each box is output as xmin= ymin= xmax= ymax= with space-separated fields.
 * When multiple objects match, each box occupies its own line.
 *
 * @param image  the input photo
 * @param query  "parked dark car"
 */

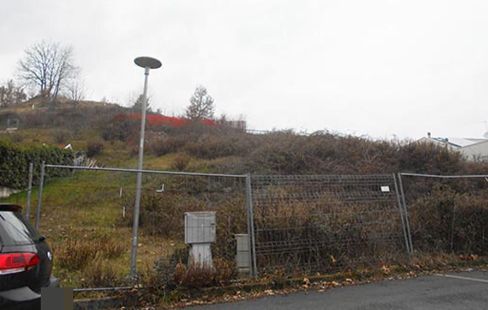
xmin=0 ymin=204 xmax=58 ymax=309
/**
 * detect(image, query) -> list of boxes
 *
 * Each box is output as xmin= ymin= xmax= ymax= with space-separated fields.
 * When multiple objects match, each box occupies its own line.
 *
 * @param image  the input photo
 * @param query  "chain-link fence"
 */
xmin=399 ymin=173 xmax=488 ymax=256
xmin=10 ymin=164 xmax=488 ymax=289
xmin=250 ymin=174 xmax=409 ymax=275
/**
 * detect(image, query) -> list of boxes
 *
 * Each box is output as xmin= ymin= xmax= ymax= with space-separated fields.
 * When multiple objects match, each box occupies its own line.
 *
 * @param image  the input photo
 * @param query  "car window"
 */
xmin=0 ymin=211 xmax=38 ymax=246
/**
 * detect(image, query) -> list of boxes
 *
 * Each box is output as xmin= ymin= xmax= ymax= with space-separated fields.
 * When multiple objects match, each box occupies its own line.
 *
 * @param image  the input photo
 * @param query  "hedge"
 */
xmin=0 ymin=141 xmax=74 ymax=189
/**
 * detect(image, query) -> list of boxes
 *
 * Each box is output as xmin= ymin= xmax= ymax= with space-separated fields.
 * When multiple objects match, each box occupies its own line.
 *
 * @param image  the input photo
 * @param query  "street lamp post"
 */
xmin=130 ymin=56 xmax=162 ymax=279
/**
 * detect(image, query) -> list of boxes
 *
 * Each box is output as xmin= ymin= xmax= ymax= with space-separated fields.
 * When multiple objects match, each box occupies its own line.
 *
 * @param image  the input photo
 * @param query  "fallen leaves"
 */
xmin=381 ymin=265 xmax=391 ymax=275
xmin=264 ymin=289 xmax=275 ymax=296
xmin=459 ymin=254 xmax=479 ymax=261
xmin=136 ymin=254 xmax=488 ymax=309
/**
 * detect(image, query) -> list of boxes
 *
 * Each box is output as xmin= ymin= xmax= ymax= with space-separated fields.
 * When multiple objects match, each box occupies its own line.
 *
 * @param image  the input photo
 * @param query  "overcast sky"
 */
xmin=1 ymin=0 xmax=488 ymax=139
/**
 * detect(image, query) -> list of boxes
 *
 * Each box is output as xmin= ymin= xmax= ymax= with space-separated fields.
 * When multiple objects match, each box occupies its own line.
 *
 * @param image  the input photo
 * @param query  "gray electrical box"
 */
xmin=235 ymin=234 xmax=251 ymax=274
xmin=184 ymin=211 xmax=216 ymax=244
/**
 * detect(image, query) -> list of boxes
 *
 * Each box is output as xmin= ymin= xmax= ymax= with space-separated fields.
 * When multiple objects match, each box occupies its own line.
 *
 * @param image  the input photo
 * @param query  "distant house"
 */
xmin=460 ymin=140 xmax=488 ymax=161
xmin=418 ymin=132 xmax=488 ymax=161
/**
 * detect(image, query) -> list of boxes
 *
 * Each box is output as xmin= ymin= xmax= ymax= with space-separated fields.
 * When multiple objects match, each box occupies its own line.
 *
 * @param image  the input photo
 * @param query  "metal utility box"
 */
xmin=184 ymin=211 xmax=216 ymax=244
xmin=235 ymin=234 xmax=251 ymax=274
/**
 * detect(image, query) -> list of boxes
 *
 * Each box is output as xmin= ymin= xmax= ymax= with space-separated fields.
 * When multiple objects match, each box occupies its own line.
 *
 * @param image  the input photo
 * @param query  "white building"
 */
xmin=418 ymin=133 xmax=488 ymax=161
xmin=460 ymin=140 xmax=488 ymax=161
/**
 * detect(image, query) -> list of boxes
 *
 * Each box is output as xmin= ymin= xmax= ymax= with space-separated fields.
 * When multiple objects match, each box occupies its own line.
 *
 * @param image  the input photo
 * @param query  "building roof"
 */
xmin=445 ymin=138 xmax=488 ymax=148
xmin=420 ymin=137 xmax=488 ymax=148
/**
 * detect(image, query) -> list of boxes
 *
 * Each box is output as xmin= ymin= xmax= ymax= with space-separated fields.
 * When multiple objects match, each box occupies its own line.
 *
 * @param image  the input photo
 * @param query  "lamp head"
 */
xmin=134 ymin=56 xmax=162 ymax=69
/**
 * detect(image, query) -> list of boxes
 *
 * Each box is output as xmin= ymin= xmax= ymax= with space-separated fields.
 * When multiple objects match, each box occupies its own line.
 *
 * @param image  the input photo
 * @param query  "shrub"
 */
xmin=0 ymin=140 xmax=74 ymax=189
xmin=10 ymin=133 xmax=24 ymax=143
xmin=120 ymin=192 xmax=196 ymax=238
xmin=148 ymin=247 xmax=189 ymax=289
xmin=12 ymin=103 xmax=124 ymax=132
xmin=147 ymin=135 xmax=188 ymax=156
xmin=54 ymin=239 xmax=93 ymax=270
xmin=183 ymin=133 xmax=253 ymax=159
xmin=86 ymin=141 xmax=104 ymax=157
xmin=82 ymin=255 xmax=121 ymax=288
xmin=54 ymin=234 xmax=125 ymax=271
xmin=213 ymin=258 xmax=236 ymax=285
xmin=409 ymin=185 xmax=488 ymax=254
xmin=193 ymin=131 xmax=468 ymax=175
xmin=121 ymin=189 xmax=246 ymax=259
xmin=54 ymin=129 xmax=72 ymax=145
xmin=175 ymin=263 xmax=215 ymax=288
xmin=101 ymin=118 xmax=139 ymax=142
xmin=170 ymin=259 xmax=236 ymax=288
xmin=171 ymin=153 xmax=191 ymax=171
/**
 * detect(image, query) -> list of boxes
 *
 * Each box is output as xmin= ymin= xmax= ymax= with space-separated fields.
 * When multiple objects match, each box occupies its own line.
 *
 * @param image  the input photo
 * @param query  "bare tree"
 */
xmin=65 ymin=79 xmax=86 ymax=103
xmin=185 ymin=86 xmax=215 ymax=120
xmin=0 ymin=80 xmax=27 ymax=108
xmin=17 ymin=41 xmax=78 ymax=101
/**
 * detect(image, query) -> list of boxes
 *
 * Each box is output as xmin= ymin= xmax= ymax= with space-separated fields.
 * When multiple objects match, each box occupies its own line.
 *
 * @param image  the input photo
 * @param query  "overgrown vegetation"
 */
xmin=54 ymin=234 xmax=125 ymax=271
xmin=2 ymin=101 xmax=488 ymax=299
xmin=136 ymin=127 xmax=487 ymax=176
xmin=0 ymin=140 xmax=73 ymax=188
xmin=409 ymin=184 xmax=488 ymax=255
xmin=0 ymin=80 xmax=27 ymax=107
xmin=120 ymin=177 xmax=247 ymax=261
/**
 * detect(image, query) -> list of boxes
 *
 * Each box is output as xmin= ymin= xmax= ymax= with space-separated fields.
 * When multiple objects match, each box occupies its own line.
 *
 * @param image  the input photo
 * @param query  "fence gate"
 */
xmin=31 ymin=163 xmax=251 ymax=291
xmin=250 ymin=174 xmax=410 ymax=275
xmin=398 ymin=173 xmax=488 ymax=256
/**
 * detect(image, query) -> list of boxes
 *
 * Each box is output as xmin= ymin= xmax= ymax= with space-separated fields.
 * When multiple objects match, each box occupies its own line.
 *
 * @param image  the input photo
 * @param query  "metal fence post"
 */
xmin=35 ymin=162 xmax=45 ymax=230
xmin=25 ymin=162 xmax=34 ymax=220
xmin=393 ymin=173 xmax=411 ymax=255
xmin=245 ymin=173 xmax=258 ymax=277
xmin=397 ymin=173 xmax=413 ymax=253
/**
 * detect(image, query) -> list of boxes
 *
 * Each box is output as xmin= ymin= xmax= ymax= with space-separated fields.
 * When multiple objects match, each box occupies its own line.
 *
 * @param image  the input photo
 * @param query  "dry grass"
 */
xmin=409 ymin=184 xmax=488 ymax=255
xmin=81 ymin=254 xmax=122 ymax=288
xmin=171 ymin=153 xmax=191 ymax=171
xmin=174 ymin=260 xmax=236 ymax=289
xmin=53 ymin=235 xmax=125 ymax=270
xmin=4 ymin=104 xmax=488 ymax=292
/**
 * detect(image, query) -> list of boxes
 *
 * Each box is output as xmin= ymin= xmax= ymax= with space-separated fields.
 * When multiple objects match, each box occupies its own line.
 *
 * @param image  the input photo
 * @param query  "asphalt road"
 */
xmin=193 ymin=271 xmax=488 ymax=309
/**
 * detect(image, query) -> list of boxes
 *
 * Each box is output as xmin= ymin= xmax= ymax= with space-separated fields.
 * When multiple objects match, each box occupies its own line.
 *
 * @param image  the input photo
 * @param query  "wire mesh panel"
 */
xmin=34 ymin=166 xmax=248 ymax=289
xmin=124 ymin=173 xmax=248 ymax=262
xmin=251 ymin=174 xmax=407 ymax=275
xmin=400 ymin=173 xmax=488 ymax=255
xmin=36 ymin=169 xmax=138 ymax=288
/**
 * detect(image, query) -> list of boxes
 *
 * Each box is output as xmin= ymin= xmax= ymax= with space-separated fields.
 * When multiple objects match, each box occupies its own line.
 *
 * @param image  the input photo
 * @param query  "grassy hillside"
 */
xmin=2 ymin=100 xmax=488 ymax=289
xmin=3 ymin=154 xmax=181 ymax=287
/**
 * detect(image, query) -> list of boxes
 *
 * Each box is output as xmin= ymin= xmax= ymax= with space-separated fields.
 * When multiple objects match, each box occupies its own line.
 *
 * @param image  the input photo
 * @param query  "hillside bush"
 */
xmin=6 ymin=103 xmax=125 ymax=132
xmin=142 ymin=128 xmax=474 ymax=176
xmin=183 ymin=133 xmax=253 ymax=159
xmin=54 ymin=234 xmax=125 ymax=271
xmin=86 ymin=141 xmax=104 ymax=157
xmin=409 ymin=184 xmax=488 ymax=254
xmin=101 ymin=118 xmax=139 ymax=141
xmin=121 ymin=182 xmax=247 ymax=261
xmin=81 ymin=255 xmax=121 ymax=288
xmin=0 ymin=140 xmax=74 ymax=189
xmin=146 ymin=135 xmax=187 ymax=156
xmin=171 ymin=153 xmax=191 ymax=171
xmin=236 ymin=132 xmax=468 ymax=175
xmin=54 ymin=129 xmax=72 ymax=144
